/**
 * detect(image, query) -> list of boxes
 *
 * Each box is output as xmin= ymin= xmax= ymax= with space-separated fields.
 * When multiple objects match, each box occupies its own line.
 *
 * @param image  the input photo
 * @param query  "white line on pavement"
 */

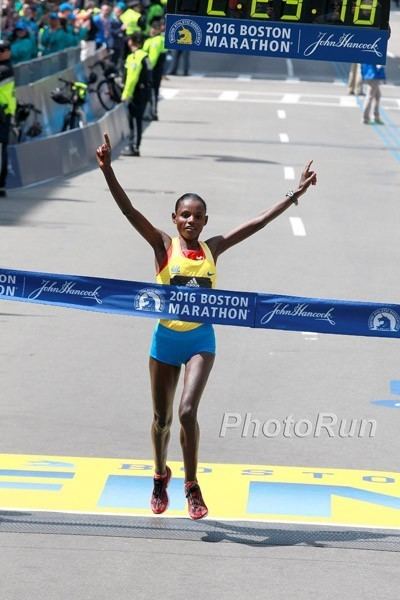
xmin=277 ymin=109 xmax=286 ymax=119
xmin=284 ymin=166 xmax=295 ymax=180
xmin=279 ymin=133 xmax=289 ymax=143
xmin=286 ymin=58 xmax=295 ymax=78
xmin=237 ymin=74 xmax=252 ymax=81
xmin=340 ymin=96 xmax=358 ymax=107
xmin=282 ymin=94 xmax=300 ymax=104
xmin=301 ymin=331 xmax=319 ymax=340
xmin=160 ymin=88 xmax=179 ymax=99
xmin=218 ymin=91 xmax=239 ymax=101
xmin=289 ymin=217 xmax=306 ymax=236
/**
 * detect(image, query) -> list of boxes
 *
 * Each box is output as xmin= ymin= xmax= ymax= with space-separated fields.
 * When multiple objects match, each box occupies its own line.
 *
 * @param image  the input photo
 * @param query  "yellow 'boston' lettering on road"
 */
xmin=0 ymin=454 xmax=399 ymax=528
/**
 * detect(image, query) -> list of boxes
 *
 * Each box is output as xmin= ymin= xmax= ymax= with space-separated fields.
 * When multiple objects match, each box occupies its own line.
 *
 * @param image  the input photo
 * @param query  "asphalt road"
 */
xmin=1 ymin=17 xmax=400 ymax=600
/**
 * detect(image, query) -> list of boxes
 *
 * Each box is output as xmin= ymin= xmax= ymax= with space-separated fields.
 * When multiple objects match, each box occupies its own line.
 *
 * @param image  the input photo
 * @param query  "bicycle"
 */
xmin=89 ymin=58 xmax=123 ymax=111
xmin=10 ymin=102 xmax=43 ymax=144
xmin=50 ymin=78 xmax=90 ymax=132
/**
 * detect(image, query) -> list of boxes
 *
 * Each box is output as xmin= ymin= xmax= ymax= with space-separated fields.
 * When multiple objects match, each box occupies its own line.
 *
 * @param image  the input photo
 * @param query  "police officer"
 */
xmin=143 ymin=18 xmax=165 ymax=121
xmin=121 ymin=31 xmax=152 ymax=157
xmin=0 ymin=40 xmax=16 ymax=197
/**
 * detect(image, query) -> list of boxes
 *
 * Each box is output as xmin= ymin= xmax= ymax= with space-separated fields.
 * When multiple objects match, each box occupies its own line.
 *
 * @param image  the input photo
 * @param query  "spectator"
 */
xmin=58 ymin=2 xmax=74 ymax=21
xmin=0 ymin=39 xmax=16 ymax=197
xmin=92 ymin=4 xmax=119 ymax=49
xmin=361 ymin=63 xmax=386 ymax=125
xmin=170 ymin=49 xmax=190 ymax=76
xmin=40 ymin=13 xmax=71 ymax=55
xmin=10 ymin=20 xmax=37 ymax=63
xmin=78 ymin=1 xmax=98 ymax=59
xmin=109 ymin=4 xmax=126 ymax=68
xmin=19 ymin=3 xmax=40 ymax=42
xmin=348 ymin=64 xmax=364 ymax=96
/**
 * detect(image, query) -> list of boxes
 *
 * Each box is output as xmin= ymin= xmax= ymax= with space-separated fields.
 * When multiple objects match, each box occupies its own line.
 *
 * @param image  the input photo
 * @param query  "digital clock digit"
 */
xmin=168 ymin=0 xmax=389 ymax=29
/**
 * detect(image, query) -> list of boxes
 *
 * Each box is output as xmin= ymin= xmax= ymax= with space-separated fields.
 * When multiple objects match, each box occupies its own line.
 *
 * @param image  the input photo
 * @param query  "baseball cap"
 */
xmin=59 ymin=3 xmax=73 ymax=11
xmin=49 ymin=12 xmax=59 ymax=19
xmin=15 ymin=20 xmax=29 ymax=30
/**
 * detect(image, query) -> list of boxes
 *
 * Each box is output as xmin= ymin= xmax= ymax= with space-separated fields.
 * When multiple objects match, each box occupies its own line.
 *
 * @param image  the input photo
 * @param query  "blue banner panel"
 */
xmin=1 ymin=268 xmax=399 ymax=338
xmin=255 ymin=294 xmax=400 ymax=338
xmin=165 ymin=15 xmax=389 ymax=64
xmin=0 ymin=268 xmax=256 ymax=328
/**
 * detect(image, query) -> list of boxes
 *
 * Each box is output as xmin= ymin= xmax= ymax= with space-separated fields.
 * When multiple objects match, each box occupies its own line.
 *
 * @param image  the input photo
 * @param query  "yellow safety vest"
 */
xmin=120 ymin=8 xmax=142 ymax=35
xmin=0 ymin=78 xmax=17 ymax=116
xmin=143 ymin=34 xmax=164 ymax=68
xmin=121 ymin=49 xmax=148 ymax=101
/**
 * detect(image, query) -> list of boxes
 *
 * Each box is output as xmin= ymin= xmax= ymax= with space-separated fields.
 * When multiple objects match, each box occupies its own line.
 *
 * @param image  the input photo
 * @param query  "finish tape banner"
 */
xmin=1 ymin=267 xmax=399 ymax=339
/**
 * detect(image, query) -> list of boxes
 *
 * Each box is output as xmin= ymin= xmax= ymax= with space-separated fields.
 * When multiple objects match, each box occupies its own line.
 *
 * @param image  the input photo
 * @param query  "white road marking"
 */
xmin=279 ymin=133 xmax=289 ymax=143
xmin=160 ymin=88 xmax=179 ymax=99
xmin=218 ymin=91 xmax=239 ymax=101
xmin=286 ymin=58 xmax=295 ymax=78
xmin=301 ymin=331 xmax=319 ymax=340
xmin=237 ymin=74 xmax=252 ymax=81
xmin=284 ymin=166 xmax=295 ymax=180
xmin=340 ymin=96 xmax=358 ymax=107
xmin=160 ymin=90 xmax=400 ymax=112
xmin=289 ymin=216 xmax=306 ymax=236
xmin=282 ymin=94 xmax=300 ymax=104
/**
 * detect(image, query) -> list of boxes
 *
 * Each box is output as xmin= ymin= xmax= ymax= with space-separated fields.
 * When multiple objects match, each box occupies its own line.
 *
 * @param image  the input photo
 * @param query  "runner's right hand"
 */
xmin=96 ymin=133 xmax=112 ymax=170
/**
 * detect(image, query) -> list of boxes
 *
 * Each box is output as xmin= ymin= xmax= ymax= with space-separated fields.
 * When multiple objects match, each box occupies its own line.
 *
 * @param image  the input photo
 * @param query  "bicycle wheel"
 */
xmin=110 ymin=79 xmax=122 ymax=103
xmin=97 ymin=80 xmax=116 ymax=111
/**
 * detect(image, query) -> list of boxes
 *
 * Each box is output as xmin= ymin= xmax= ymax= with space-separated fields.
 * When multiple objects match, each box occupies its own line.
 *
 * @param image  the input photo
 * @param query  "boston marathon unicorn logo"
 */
xmin=168 ymin=19 xmax=202 ymax=47
xmin=369 ymin=308 xmax=400 ymax=333
xmin=178 ymin=27 xmax=192 ymax=45
xmin=134 ymin=288 xmax=165 ymax=313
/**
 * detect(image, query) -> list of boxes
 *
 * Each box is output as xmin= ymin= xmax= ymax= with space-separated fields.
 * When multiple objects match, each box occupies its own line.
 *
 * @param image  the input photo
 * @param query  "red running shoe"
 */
xmin=151 ymin=466 xmax=172 ymax=514
xmin=185 ymin=481 xmax=208 ymax=520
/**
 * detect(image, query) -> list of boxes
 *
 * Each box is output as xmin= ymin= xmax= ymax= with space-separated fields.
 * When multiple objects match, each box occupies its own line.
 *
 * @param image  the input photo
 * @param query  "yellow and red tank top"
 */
xmin=156 ymin=237 xmax=217 ymax=331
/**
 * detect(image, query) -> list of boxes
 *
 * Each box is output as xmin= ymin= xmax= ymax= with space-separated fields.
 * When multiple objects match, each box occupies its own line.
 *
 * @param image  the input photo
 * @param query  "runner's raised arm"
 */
xmin=96 ymin=133 xmax=170 ymax=255
xmin=207 ymin=161 xmax=317 ymax=260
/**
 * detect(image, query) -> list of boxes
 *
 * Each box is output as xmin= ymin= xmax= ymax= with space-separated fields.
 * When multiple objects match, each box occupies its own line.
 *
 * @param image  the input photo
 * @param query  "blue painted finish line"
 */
xmin=1 ymin=267 xmax=399 ymax=338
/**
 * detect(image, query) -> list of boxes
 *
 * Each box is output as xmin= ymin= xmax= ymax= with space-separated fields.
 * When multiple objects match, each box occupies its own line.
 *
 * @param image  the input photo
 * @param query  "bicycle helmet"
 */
xmin=50 ymin=88 xmax=72 ymax=104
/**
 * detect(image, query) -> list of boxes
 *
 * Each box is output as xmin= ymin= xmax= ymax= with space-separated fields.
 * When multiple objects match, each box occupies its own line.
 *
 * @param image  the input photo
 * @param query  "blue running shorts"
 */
xmin=150 ymin=323 xmax=216 ymax=367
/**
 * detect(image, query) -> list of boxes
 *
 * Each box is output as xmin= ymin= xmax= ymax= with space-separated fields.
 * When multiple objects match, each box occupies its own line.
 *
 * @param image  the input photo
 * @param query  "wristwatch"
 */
xmin=285 ymin=190 xmax=298 ymax=206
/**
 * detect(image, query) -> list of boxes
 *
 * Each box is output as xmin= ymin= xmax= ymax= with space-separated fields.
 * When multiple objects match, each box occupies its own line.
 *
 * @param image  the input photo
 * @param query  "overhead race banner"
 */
xmin=0 ymin=267 xmax=256 ymax=328
xmin=165 ymin=15 xmax=389 ymax=64
xmin=255 ymin=294 xmax=400 ymax=337
xmin=0 ymin=267 xmax=399 ymax=338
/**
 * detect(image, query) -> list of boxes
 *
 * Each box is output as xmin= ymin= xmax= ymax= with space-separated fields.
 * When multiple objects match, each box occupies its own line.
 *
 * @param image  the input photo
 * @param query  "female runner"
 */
xmin=96 ymin=133 xmax=317 ymax=519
